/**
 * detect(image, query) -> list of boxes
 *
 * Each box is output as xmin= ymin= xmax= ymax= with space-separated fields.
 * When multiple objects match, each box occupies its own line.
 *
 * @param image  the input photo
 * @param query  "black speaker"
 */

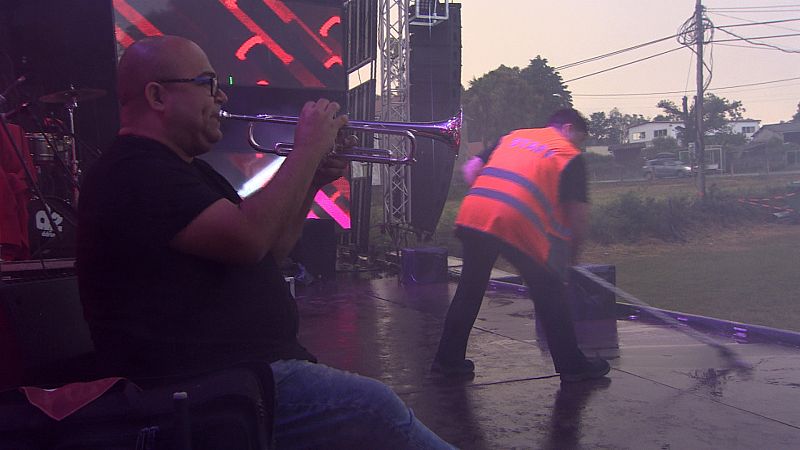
xmin=400 ymin=247 xmax=448 ymax=284
xmin=0 ymin=276 xmax=94 ymax=389
xmin=291 ymin=218 xmax=337 ymax=280
xmin=568 ymin=264 xmax=617 ymax=321
xmin=408 ymin=3 xmax=461 ymax=234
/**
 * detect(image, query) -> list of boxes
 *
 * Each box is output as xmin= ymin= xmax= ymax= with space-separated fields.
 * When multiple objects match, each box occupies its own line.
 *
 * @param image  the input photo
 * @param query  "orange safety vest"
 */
xmin=456 ymin=127 xmax=581 ymax=277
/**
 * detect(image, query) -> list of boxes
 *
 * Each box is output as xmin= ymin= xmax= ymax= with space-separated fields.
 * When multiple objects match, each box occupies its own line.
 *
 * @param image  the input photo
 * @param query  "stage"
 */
xmin=2 ymin=259 xmax=799 ymax=447
xmin=294 ymin=269 xmax=800 ymax=449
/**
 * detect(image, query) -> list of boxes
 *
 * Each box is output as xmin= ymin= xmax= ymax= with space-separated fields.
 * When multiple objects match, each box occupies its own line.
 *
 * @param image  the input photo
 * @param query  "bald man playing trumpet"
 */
xmin=77 ymin=35 xmax=454 ymax=449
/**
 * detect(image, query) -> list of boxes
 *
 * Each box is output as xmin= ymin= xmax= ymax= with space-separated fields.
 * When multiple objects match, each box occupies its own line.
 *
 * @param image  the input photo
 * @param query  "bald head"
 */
xmin=115 ymin=36 xmax=227 ymax=160
xmin=117 ymin=35 xmax=204 ymax=108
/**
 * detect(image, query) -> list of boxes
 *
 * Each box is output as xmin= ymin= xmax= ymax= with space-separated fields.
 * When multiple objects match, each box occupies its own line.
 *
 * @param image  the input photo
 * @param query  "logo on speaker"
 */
xmin=35 ymin=207 xmax=64 ymax=238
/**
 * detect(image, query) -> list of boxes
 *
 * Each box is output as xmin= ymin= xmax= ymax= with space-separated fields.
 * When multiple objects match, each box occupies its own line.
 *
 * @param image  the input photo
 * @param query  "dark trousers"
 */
xmin=435 ymin=228 xmax=586 ymax=373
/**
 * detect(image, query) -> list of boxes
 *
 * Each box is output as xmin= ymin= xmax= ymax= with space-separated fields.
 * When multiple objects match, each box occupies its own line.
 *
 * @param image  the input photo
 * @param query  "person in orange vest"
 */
xmin=432 ymin=108 xmax=610 ymax=383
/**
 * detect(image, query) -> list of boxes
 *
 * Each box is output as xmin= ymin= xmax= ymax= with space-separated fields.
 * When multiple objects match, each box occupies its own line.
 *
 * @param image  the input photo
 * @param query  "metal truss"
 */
xmin=378 ymin=0 xmax=412 ymax=231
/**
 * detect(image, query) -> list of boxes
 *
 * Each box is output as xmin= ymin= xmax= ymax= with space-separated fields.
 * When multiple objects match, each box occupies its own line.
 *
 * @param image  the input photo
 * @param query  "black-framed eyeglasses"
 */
xmin=157 ymin=75 xmax=219 ymax=96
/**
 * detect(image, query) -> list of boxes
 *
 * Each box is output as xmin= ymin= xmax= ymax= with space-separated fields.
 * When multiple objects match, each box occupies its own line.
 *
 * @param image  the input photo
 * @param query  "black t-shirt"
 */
xmin=477 ymin=140 xmax=588 ymax=203
xmin=77 ymin=135 xmax=314 ymax=377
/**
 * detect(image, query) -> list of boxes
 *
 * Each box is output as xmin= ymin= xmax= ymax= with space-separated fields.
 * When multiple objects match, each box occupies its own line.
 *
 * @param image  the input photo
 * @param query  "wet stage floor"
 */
xmin=294 ymin=274 xmax=800 ymax=449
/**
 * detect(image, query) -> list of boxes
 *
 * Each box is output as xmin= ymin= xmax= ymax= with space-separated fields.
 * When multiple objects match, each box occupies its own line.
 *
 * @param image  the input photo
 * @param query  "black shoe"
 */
xmin=431 ymin=359 xmax=475 ymax=377
xmin=559 ymin=357 xmax=610 ymax=383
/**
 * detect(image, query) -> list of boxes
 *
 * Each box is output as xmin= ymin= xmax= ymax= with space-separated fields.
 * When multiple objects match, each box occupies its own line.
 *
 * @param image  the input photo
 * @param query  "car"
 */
xmin=642 ymin=159 xmax=693 ymax=180
xmin=691 ymin=163 xmax=722 ymax=175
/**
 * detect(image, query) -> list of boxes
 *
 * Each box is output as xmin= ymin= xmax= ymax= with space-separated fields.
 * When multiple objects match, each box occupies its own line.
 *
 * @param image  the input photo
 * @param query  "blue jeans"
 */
xmin=270 ymin=359 xmax=455 ymax=449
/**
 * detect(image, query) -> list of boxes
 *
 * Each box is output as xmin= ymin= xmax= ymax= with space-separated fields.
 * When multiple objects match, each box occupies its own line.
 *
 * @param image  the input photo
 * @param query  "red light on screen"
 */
xmin=222 ymin=1 xmax=294 ymax=64
xmin=113 ymin=0 xmax=163 ymax=37
xmin=262 ymin=0 xmax=342 ymax=69
xmin=115 ymin=24 xmax=136 ymax=48
xmin=324 ymin=56 xmax=343 ymax=69
xmin=256 ymin=80 xmax=270 ymax=86
xmin=312 ymin=188 xmax=350 ymax=229
xmin=319 ymin=16 xmax=341 ymax=38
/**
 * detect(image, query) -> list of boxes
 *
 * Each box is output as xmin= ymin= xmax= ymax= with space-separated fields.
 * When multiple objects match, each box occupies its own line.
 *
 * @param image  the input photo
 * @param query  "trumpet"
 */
xmin=218 ymin=109 xmax=462 ymax=164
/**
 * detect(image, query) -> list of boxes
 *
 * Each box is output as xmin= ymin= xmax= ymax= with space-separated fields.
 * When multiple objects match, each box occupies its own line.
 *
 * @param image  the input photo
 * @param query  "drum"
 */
xmin=27 ymin=196 xmax=77 ymax=259
xmin=25 ymin=133 xmax=71 ymax=165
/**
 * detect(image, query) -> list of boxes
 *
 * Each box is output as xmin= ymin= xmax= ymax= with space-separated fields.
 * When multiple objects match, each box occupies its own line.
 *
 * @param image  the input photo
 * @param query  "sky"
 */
xmin=457 ymin=0 xmax=800 ymax=124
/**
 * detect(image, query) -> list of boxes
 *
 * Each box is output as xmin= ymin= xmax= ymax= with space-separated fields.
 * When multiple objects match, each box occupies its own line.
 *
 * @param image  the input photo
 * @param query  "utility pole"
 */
xmin=695 ymin=0 xmax=706 ymax=198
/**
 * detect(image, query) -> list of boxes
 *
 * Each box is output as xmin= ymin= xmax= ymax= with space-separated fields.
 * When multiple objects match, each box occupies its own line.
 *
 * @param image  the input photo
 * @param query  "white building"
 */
xmin=628 ymin=121 xmax=682 ymax=144
xmin=726 ymin=120 xmax=761 ymax=139
xmin=627 ymin=119 xmax=761 ymax=145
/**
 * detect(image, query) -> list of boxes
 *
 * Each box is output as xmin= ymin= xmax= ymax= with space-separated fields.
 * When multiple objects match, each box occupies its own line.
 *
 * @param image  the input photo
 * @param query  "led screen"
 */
xmin=113 ymin=0 xmax=345 ymax=91
xmin=114 ymin=0 xmax=350 ymax=229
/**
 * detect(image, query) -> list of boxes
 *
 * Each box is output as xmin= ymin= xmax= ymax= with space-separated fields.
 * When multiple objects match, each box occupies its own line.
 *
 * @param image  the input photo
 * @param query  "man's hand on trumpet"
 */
xmin=294 ymin=98 xmax=349 ymax=163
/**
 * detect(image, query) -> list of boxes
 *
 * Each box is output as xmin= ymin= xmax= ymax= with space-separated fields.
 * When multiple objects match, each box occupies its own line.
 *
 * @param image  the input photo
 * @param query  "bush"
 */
xmin=583 ymin=152 xmax=643 ymax=181
xmin=589 ymin=189 xmax=756 ymax=245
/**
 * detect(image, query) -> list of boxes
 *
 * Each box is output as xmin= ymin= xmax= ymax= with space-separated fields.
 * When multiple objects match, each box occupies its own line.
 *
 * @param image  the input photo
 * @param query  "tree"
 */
xmin=705 ymin=131 xmax=746 ymax=147
xmin=519 ymin=56 xmax=574 ymax=125
xmin=587 ymin=112 xmax=611 ymax=145
xmin=586 ymin=108 xmax=647 ymax=145
xmin=463 ymin=57 xmax=572 ymax=149
xmin=793 ymin=102 xmax=800 ymax=122
xmin=647 ymin=137 xmax=680 ymax=156
xmin=656 ymin=93 xmax=745 ymax=146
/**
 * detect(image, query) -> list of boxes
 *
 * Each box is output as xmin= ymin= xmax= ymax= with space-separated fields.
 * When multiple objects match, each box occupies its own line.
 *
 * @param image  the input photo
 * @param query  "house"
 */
xmin=746 ymin=122 xmax=800 ymax=168
xmin=752 ymin=122 xmax=800 ymax=145
xmin=627 ymin=121 xmax=682 ymax=144
xmin=727 ymin=120 xmax=760 ymax=139
xmin=627 ymin=119 xmax=761 ymax=145
xmin=608 ymin=142 xmax=647 ymax=163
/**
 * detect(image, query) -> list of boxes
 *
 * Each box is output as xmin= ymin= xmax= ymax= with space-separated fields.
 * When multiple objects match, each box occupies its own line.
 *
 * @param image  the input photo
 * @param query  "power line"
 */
xmin=715 ymin=42 xmax=793 ymax=50
xmin=554 ymin=33 xmax=680 ymax=71
xmin=714 ymin=28 xmax=800 ymax=53
xmin=711 ymin=31 xmax=800 ymax=40
xmin=572 ymin=75 xmax=800 ymax=97
xmin=551 ymin=15 xmax=774 ymax=75
xmin=713 ymin=17 xmax=800 ymax=29
xmin=707 ymin=5 xmax=800 ymax=12
xmin=563 ymin=47 xmax=685 ymax=84
xmin=547 ymin=7 xmax=800 ymax=89
xmin=709 ymin=9 xmax=800 ymax=13
xmin=710 ymin=12 xmax=800 ymax=33
xmin=563 ymin=14 xmax=800 ymax=88
xmin=707 ymin=4 xmax=800 ymax=8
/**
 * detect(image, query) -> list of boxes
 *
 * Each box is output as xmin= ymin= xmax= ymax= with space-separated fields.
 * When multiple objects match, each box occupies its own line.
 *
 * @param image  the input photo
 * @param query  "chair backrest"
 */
xmin=0 ymin=276 xmax=95 ymax=390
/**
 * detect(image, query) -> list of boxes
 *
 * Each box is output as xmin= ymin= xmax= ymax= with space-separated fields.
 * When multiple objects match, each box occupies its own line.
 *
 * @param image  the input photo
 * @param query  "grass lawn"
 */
xmin=582 ymin=225 xmax=800 ymax=332
xmin=371 ymin=171 xmax=800 ymax=332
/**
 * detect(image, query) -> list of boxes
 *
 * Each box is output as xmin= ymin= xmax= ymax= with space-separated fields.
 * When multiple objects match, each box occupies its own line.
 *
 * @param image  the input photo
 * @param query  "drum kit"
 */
xmin=5 ymin=84 xmax=105 ymax=259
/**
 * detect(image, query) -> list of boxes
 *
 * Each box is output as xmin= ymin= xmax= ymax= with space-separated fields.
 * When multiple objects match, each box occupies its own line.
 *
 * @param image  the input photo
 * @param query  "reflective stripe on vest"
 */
xmin=476 ymin=167 xmax=571 ymax=238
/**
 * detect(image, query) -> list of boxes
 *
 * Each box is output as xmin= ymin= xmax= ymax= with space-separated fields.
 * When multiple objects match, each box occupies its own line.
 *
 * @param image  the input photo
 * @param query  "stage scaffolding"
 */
xmin=346 ymin=0 xmax=451 ymax=250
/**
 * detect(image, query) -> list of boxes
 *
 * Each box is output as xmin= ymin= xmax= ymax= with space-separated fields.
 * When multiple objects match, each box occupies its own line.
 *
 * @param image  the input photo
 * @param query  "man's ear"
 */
xmin=144 ymin=82 xmax=167 ymax=111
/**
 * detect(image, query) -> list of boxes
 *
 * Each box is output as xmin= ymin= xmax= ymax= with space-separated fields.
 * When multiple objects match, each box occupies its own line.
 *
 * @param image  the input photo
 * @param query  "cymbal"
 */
xmin=39 ymin=87 xmax=106 ymax=104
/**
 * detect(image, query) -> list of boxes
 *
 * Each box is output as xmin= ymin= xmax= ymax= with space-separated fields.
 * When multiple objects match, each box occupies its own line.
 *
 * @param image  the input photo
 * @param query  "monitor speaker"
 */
xmin=400 ymin=247 xmax=448 ymax=284
xmin=568 ymin=264 xmax=617 ymax=321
